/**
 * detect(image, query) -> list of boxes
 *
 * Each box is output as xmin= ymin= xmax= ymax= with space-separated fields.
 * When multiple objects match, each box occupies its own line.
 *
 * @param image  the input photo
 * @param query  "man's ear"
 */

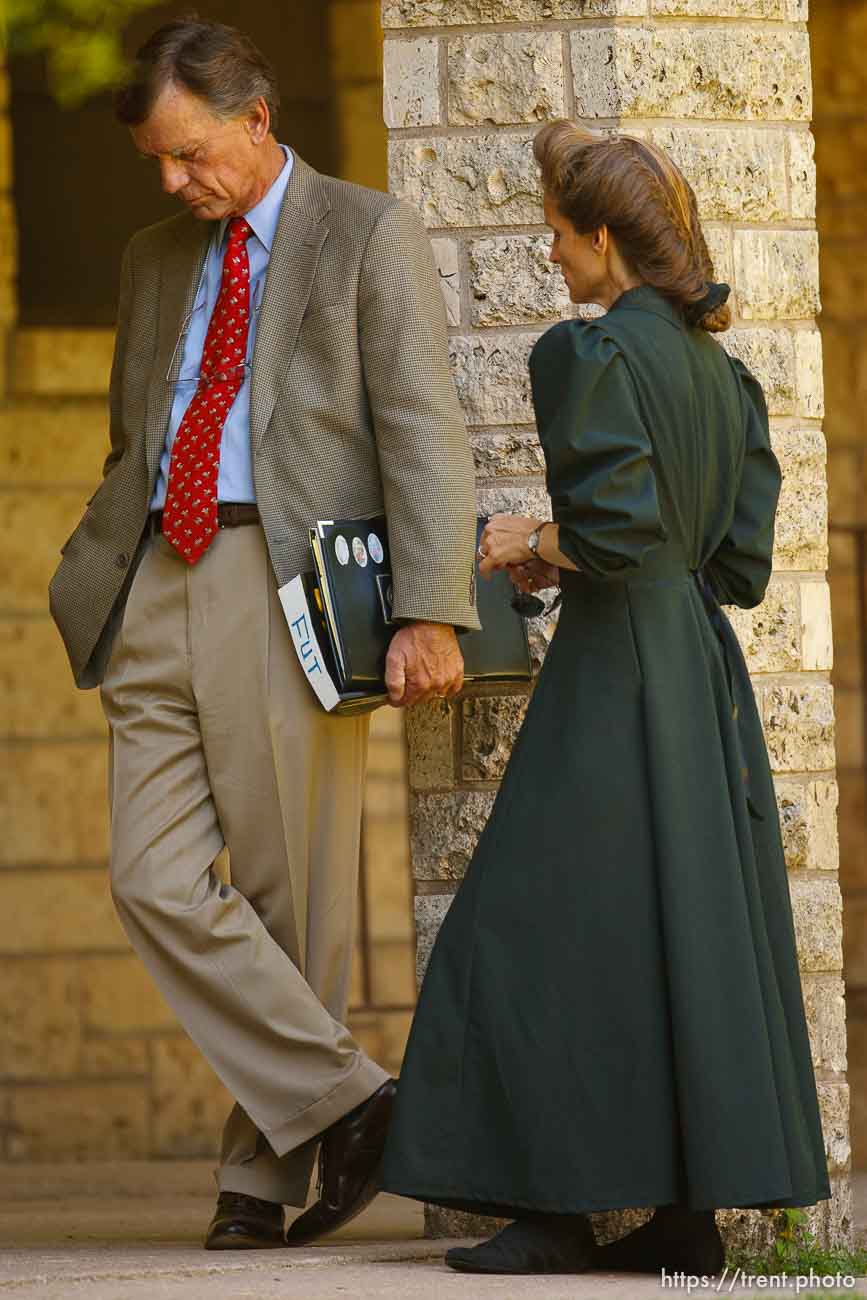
xmin=591 ymin=225 xmax=609 ymax=257
xmin=246 ymin=97 xmax=270 ymax=145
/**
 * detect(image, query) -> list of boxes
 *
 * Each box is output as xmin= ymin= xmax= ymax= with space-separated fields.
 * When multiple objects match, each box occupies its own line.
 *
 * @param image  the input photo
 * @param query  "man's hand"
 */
xmin=385 ymin=621 xmax=464 ymax=708
xmin=509 ymin=557 xmax=560 ymax=594
xmin=478 ymin=514 xmax=543 ymax=576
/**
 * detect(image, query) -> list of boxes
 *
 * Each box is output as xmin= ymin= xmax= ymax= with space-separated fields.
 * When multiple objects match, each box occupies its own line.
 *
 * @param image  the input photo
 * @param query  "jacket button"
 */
xmin=116 ymin=553 xmax=129 ymax=569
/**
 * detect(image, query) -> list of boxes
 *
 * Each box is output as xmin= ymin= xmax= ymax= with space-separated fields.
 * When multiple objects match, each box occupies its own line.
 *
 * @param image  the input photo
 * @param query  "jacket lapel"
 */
xmin=250 ymin=155 xmax=331 ymax=454
xmin=144 ymin=216 xmax=210 ymax=483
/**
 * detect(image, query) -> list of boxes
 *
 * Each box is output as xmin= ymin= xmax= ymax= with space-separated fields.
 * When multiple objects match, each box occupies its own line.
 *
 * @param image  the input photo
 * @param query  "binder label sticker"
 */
xmin=334 ymin=536 xmax=350 ymax=566
xmin=352 ymin=537 xmax=368 ymax=567
xmin=278 ymin=576 xmax=341 ymax=712
xmin=368 ymin=533 xmax=384 ymax=565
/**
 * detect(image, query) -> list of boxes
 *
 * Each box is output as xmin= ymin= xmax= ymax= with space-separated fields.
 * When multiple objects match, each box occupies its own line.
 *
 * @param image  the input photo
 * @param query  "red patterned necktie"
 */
xmin=162 ymin=217 xmax=254 ymax=565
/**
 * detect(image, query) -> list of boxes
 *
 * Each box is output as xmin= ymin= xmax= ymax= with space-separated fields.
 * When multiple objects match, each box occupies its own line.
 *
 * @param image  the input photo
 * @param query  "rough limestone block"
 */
xmin=462 ymin=695 xmax=529 ymax=782
xmin=448 ymin=33 xmax=564 ymax=127
xmin=8 ymin=1082 xmax=148 ymax=1161
xmin=807 ymin=1175 xmax=852 ymax=1250
xmin=763 ymin=682 xmax=836 ymax=774
xmin=649 ymin=127 xmax=788 ymax=223
xmin=471 ymin=428 xmax=545 ymax=480
xmin=476 ymin=481 xmax=552 ymax=525
xmin=801 ymin=976 xmax=847 ymax=1073
xmin=800 ymin=581 xmax=834 ymax=671
xmin=0 ymin=399 xmax=106 ymax=484
xmin=80 ymin=955 xmax=177 ymax=1035
xmin=817 ymin=1080 xmax=851 ymax=1174
xmin=789 ymin=130 xmax=817 ymax=220
xmin=733 ymin=230 xmax=820 ymax=321
xmin=449 ymin=333 xmax=541 ymax=426
xmin=405 ymin=699 xmax=456 ymax=791
xmin=0 ymin=488 xmax=92 ymax=614
xmin=426 ymin=1204 xmax=505 ymax=1240
xmin=771 ymin=427 xmax=827 ymax=572
xmin=0 ymin=740 xmax=109 ymax=867
xmin=650 ymin=0 xmax=784 ymax=12
xmin=702 ymin=228 xmax=733 ymax=294
xmin=414 ymin=894 xmax=453 ymax=984
xmin=0 ymin=869 xmax=127 ymax=954
xmin=794 ymin=328 xmax=824 ymax=419
xmin=12 ymin=328 xmax=114 ymax=397
xmin=0 ymin=959 xmax=80 ymax=1079
xmin=469 ymin=235 xmax=570 ymax=327
xmin=410 ymin=790 xmax=496 ymax=880
xmin=430 ymin=237 xmax=461 ymax=327
xmin=789 ymin=875 xmax=844 ymax=973
xmin=79 ymin=1037 xmax=149 ymax=1077
xmin=788 ymin=0 xmax=808 ymax=18
xmin=1 ymin=620 xmax=105 ymax=739
xmin=720 ymin=328 xmax=796 ymax=416
xmin=383 ymin=37 xmax=440 ymax=129
xmin=775 ymin=779 xmax=839 ymax=873
xmin=152 ymin=1037 xmax=232 ymax=1158
xmin=383 ymin=0 xmax=645 ymax=23
xmin=389 ymin=134 xmax=541 ymax=229
xmin=572 ymin=27 xmax=812 ymax=123
xmin=726 ymin=580 xmax=800 ymax=674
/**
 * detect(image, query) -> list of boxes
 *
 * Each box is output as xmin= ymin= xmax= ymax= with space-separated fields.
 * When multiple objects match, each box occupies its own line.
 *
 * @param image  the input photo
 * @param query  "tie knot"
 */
xmin=228 ymin=217 xmax=253 ymax=246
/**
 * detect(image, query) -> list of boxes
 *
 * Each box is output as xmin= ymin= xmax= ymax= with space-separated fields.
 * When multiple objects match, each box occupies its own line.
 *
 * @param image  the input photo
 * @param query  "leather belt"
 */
xmin=148 ymin=503 xmax=260 ymax=535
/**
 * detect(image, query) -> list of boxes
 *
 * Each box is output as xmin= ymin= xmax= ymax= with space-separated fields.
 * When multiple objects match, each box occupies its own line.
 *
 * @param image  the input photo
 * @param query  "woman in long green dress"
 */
xmin=380 ymin=121 xmax=831 ymax=1276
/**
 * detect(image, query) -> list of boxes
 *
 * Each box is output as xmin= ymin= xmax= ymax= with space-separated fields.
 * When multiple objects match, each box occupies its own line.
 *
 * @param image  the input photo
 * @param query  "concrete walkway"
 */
xmin=1 ymin=1163 xmax=865 ymax=1298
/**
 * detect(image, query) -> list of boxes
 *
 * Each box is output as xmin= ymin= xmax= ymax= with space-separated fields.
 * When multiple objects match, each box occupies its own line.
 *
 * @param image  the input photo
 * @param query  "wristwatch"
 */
xmin=527 ymin=523 xmax=544 ymax=557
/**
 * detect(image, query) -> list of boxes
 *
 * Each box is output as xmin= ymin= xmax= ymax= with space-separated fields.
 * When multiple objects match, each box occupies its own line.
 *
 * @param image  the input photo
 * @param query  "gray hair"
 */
xmin=114 ymin=15 xmax=280 ymax=130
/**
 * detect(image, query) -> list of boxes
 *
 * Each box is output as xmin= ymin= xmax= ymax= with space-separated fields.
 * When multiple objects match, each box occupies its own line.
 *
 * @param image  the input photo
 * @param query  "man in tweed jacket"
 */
xmin=49 ymin=18 xmax=478 ymax=1250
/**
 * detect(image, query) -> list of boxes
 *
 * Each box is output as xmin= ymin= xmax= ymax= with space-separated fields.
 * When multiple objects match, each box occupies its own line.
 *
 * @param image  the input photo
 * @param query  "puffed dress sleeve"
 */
xmin=529 ymin=321 xmax=668 ymax=579
xmin=705 ymin=356 xmax=781 ymax=609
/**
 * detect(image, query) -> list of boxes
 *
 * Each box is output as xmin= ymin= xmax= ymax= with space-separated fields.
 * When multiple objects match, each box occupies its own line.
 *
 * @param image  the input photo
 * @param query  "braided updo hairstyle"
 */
xmin=533 ymin=120 xmax=730 ymax=334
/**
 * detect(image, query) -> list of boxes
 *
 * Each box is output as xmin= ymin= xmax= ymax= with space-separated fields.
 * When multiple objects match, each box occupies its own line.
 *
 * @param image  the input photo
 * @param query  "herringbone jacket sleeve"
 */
xmin=103 ymin=241 xmax=135 ymax=479
xmin=358 ymin=201 xmax=480 ymax=632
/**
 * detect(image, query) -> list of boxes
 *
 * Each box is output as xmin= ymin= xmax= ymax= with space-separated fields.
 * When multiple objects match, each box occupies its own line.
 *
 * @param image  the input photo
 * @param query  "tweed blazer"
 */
xmin=49 ymin=154 xmax=480 ymax=688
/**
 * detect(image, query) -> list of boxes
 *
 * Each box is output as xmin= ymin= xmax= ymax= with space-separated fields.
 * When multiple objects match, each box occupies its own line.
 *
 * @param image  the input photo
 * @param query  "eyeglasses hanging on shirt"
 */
xmin=165 ymin=275 xmax=264 ymax=392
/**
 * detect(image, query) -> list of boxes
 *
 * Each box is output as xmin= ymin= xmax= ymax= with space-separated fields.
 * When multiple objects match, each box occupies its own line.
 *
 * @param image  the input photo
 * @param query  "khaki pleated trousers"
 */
xmin=100 ymin=526 xmax=389 ymax=1206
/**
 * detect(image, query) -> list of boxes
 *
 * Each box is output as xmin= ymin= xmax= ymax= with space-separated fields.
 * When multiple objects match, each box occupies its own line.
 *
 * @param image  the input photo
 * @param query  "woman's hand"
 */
xmin=509 ymin=558 xmax=560 ymax=594
xmin=478 ymin=514 xmax=546 ymax=577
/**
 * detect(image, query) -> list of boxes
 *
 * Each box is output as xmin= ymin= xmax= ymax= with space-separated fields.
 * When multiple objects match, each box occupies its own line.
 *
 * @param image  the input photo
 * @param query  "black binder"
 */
xmin=308 ymin=515 xmax=532 ymax=698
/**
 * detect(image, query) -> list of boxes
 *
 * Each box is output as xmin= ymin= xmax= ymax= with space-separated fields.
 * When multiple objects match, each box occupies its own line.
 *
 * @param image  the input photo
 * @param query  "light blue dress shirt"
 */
xmin=150 ymin=146 xmax=294 ymax=509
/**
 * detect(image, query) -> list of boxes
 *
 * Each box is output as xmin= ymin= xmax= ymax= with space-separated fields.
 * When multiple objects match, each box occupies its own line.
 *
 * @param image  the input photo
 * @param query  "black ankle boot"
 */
xmin=595 ymin=1205 xmax=725 ymax=1275
xmin=445 ymin=1213 xmax=596 ymax=1275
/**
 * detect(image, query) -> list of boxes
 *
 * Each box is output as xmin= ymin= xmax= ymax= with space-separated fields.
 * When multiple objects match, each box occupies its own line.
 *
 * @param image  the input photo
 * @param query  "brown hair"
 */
xmin=114 ymin=15 xmax=280 ymax=131
xmin=534 ymin=120 xmax=730 ymax=333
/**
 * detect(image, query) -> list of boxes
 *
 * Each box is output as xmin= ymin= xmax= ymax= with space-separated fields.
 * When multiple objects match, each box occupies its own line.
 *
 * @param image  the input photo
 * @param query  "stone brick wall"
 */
xmin=0 ymin=3 xmax=413 ymax=1163
xmin=383 ymin=0 xmax=849 ymax=1246
xmin=811 ymin=0 xmax=867 ymax=1171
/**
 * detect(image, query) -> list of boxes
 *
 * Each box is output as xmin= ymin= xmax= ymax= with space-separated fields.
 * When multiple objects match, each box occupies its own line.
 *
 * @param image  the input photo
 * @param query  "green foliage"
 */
xmin=3 ymin=0 xmax=164 ymax=106
xmin=727 ymin=1207 xmax=867 ymax=1280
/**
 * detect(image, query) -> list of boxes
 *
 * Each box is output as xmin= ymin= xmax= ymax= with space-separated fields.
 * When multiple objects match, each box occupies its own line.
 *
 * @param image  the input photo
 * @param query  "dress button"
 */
xmin=116 ymin=553 xmax=129 ymax=569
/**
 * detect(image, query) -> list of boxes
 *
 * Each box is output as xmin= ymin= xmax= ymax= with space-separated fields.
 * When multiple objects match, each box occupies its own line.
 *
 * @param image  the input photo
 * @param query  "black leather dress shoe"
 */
xmin=204 ymin=1191 xmax=285 ymax=1250
xmin=446 ymin=1214 xmax=597 ymax=1275
xmin=595 ymin=1206 xmax=725 ymax=1275
xmin=284 ymin=1078 xmax=396 ymax=1246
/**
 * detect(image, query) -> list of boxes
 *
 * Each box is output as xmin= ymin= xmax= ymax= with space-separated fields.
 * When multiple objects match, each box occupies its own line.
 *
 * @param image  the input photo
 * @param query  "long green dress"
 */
xmin=380 ymin=285 xmax=831 ymax=1216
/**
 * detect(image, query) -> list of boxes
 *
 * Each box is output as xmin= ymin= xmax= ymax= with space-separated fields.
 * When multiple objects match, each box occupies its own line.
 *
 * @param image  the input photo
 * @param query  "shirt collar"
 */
xmin=216 ymin=144 xmax=294 ymax=254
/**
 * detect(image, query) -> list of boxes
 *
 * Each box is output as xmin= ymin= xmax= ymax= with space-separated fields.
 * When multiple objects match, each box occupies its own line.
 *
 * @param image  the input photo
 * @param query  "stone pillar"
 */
xmin=811 ymin=0 xmax=867 ymax=1173
xmin=383 ymin=0 xmax=849 ymax=1248
xmin=0 ymin=58 xmax=15 ymax=395
xmin=329 ymin=0 xmax=389 ymax=189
